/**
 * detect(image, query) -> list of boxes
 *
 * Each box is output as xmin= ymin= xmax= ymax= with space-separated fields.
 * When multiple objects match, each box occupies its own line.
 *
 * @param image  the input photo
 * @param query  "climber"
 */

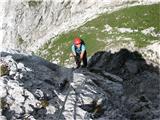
xmin=70 ymin=37 xmax=87 ymax=68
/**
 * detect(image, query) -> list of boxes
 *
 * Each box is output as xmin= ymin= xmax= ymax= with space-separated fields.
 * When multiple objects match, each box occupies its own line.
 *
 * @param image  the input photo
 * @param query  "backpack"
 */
xmin=80 ymin=39 xmax=85 ymax=45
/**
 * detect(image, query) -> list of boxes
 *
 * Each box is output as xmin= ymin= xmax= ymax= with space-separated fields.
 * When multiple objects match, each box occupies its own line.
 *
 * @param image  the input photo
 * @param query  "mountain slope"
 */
xmin=1 ymin=0 xmax=132 ymax=51
xmin=0 ymin=49 xmax=159 ymax=120
xmin=37 ymin=3 xmax=160 ymax=65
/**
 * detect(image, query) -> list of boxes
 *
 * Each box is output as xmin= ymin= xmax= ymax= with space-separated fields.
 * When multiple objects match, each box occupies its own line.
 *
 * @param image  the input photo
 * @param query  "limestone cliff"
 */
xmin=1 ymin=0 xmax=159 ymax=51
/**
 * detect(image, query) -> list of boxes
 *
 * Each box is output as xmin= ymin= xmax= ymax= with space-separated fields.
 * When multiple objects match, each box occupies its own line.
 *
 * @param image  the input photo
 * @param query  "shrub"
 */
xmin=0 ymin=64 xmax=9 ymax=77
xmin=28 ymin=0 xmax=42 ymax=7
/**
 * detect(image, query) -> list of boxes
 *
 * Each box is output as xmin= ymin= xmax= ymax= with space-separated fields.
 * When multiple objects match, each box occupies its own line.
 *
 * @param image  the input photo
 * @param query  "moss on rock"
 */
xmin=28 ymin=0 xmax=42 ymax=7
xmin=0 ymin=64 xmax=9 ymax=77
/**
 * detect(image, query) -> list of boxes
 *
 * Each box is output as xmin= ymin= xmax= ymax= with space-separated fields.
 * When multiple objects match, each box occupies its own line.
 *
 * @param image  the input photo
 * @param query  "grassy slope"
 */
xmin=37 ymin=4 xmax=160 ymax=65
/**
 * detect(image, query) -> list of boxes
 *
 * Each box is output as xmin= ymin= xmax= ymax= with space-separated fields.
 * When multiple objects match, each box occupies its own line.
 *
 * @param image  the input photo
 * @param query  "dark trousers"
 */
xmin=75 ymin=51 xmax=87 ymax=68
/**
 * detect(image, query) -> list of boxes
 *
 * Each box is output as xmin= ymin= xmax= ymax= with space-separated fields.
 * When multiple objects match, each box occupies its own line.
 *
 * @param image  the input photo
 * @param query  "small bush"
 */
xmin=28 ymin=0 xmax=42 ymax=7
xmin=0 ymin=64 xmax=9 ymax=77
xmin=17 ymin=34 xmax=24 ymax=45
xmin=40 ymin=100 xmax=49 ymax=108
xmin=0 ymin=98 xmax=8 ymax=109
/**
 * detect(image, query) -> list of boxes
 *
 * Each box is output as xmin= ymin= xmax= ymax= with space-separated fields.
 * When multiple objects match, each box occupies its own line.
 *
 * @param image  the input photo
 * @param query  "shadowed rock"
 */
xmin=0 ymin=49 xmax=159 ymax=120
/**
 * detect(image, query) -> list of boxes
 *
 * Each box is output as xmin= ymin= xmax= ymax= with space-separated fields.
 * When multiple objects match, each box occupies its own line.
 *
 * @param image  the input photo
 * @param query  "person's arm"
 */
xmin=80 ymin=45 xmax=86 ymax=60
xmin=70 ymin=45 xmax=76 ymax=57
xmin=80 ymin=52 xmax=84 ymax=60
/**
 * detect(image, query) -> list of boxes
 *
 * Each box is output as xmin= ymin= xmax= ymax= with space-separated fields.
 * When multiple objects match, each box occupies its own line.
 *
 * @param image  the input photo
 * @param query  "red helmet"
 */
xmin=74 ymin=38 xmax=81 ymax=45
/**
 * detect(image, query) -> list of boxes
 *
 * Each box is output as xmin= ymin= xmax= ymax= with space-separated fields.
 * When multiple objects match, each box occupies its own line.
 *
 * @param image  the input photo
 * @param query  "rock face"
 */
xmin=88 ymin=49 xmax=160 ymax=120
xmin=1 ymin=0 xmax=159 ymax=51
xmin=0 ymin=50 xmax=73 ymax=120
xmin=0 ymin=49 xmax=159 ymax=120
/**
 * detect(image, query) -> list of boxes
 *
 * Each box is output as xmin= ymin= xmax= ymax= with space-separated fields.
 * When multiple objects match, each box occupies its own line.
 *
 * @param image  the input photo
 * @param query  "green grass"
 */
xmin=38 ymin=30 xmax=105 ymax=65
xmin=106 ymin=4 xmax=160 ymax=32
xmin=93 ymin=3 xmax=160 ymax=33
xmin=37 ymin=3 xmax=160 ymax=65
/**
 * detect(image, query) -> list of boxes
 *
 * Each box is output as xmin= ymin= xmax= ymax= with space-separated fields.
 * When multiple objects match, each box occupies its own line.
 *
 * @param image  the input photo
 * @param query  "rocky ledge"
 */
xmin=0 ymin=49 xmax=159 ymax=120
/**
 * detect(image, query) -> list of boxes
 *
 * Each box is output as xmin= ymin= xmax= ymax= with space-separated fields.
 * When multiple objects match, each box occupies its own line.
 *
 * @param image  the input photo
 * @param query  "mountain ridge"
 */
xmin=0 ymin=49 xmax=159 ymax=120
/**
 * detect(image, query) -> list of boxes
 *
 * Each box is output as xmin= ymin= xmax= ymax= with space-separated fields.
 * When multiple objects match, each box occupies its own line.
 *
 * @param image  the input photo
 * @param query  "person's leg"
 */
xmin=75 ymin=54 xmax=81 ymax=68
xmin=82 ymin=51 xmax=87 ymax=67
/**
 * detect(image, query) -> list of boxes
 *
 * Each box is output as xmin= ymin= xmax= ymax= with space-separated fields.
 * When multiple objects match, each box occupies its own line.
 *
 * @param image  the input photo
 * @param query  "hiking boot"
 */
xmin=81 ymin=65 xmax=87 ymax=68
